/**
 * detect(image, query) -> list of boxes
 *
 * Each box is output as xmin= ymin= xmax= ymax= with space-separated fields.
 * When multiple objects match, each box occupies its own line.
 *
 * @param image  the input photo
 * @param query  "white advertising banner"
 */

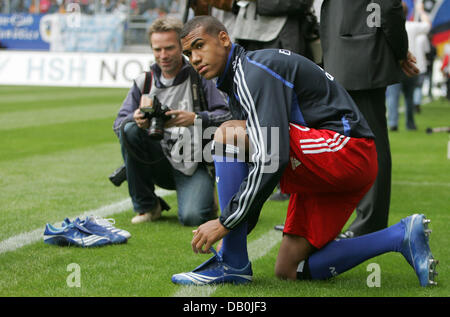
xmin=0 ymin=51 xmax=154 ymax=88
xmin=40 ymin=13 xmax=126 ymax=53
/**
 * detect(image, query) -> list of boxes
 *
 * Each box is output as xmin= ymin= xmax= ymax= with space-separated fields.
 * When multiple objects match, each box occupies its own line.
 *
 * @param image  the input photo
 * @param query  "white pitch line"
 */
xmin=248 ymin=229 xmax=283 ymax=262
xmin=172 ymin=229 xmax=283 ymax=297
xmin=393 ymin=180 xmax=450 ymax=187
xmin=0 ymin=188 xmax=173 ymax=255
xmin=172 ymin=285 xmax=218 ymax=298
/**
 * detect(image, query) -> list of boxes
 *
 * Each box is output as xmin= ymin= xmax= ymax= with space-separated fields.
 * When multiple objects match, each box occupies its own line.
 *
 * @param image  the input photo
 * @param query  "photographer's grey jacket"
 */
xmin=113 ymin=58 xmax=231 ymax=175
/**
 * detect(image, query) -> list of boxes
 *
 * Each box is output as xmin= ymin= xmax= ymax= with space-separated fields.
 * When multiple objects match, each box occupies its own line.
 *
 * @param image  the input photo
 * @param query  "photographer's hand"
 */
xmin=133 ymin=108 xmax=150 ymax=129
xmin=165 ymin=110 xmax=196 ymax=128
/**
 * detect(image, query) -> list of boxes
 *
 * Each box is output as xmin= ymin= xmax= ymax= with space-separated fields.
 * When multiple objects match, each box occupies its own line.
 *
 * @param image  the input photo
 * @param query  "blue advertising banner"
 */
xmin=0 ymin=14 xmax=49 ymax=50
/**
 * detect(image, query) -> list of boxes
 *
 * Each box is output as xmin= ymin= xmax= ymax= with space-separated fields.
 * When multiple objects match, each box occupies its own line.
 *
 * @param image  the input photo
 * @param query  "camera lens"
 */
xmin=149 ymin=117 xmax=165 ymax=140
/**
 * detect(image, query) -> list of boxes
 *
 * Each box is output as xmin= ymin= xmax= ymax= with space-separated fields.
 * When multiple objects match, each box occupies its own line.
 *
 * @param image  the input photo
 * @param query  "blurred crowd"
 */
xmin=0 ymin=0 xmax=182 ymax=16
xmin=0 ymin=0 xmax=448 ymax=100
xmin=386 ymin=0 xmax=449 ymax=132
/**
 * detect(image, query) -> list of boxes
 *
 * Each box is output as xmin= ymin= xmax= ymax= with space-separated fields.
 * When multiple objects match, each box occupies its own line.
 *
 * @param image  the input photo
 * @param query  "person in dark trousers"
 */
xmin=320 ymin=0 xmax=419 ymax=238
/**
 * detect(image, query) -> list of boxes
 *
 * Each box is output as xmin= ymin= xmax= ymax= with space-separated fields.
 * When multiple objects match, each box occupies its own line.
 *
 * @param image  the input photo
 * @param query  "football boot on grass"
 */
xmin=400 ymin=214 xmax=439 ymax=286
xmin=171 ymin=248 xmax=252 ymax=285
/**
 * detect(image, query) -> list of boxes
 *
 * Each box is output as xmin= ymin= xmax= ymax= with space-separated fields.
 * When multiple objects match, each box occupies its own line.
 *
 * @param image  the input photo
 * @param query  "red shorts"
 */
xmin=280 ymin=123 xmax=378 ymax=249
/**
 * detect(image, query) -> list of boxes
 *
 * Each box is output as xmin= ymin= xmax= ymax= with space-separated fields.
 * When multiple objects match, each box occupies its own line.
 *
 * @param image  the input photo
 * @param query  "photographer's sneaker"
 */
xmin=399 ymin=214 xmax=439 ymax=286
xmin=44 ymin=223 xmax=111 ymax=248
xmin=131 ymin=201 xmax=162 ymax=224
xmin=171 ymin=248 xmax=253 ymax=285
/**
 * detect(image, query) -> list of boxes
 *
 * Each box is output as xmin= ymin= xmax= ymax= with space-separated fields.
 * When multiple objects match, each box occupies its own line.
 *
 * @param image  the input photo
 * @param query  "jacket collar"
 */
xmin=216 ymin=43 xmax=245 ymax=94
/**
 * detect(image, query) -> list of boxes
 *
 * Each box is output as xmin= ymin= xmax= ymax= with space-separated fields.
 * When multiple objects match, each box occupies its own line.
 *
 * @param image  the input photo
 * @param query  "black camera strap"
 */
xmin=188 ymin=66 xmax=208 ymax=113
xmin=143 ymin=70 xmax=152 ymax=94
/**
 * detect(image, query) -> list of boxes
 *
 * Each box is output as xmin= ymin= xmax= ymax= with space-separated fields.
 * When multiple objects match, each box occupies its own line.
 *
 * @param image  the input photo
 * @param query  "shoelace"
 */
xmin=62 ymin=221 xmax=93 ymax=236
xmin=209 ymin=247 xmax=223 ymax=263
xmin=91 ymin=216 xmax=116 ymax=228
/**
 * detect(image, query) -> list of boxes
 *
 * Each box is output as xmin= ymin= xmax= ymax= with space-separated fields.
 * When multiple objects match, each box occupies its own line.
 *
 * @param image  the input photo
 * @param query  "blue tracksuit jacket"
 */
xmin=216 ymin=44 xmax=374 ymax=233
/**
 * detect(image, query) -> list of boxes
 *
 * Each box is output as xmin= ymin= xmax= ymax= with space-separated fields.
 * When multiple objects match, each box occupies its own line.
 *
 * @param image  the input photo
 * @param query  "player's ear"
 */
xmin=218 ymin=31 xmax=231 ymax=49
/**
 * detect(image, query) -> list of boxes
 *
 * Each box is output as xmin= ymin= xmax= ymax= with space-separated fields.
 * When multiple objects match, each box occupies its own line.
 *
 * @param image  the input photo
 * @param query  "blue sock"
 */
xmin=213 ymin=154 xmax=249 ymax=269
xmin=299 ymin=221 xmax=405 ymax=280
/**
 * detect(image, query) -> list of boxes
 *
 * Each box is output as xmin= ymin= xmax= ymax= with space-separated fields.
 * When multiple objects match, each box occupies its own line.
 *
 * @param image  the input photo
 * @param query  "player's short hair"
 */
xmin=180 ymin=15 xmax=228 ymax=39
xmin=148 ymin=16 xmax=184 ymax=47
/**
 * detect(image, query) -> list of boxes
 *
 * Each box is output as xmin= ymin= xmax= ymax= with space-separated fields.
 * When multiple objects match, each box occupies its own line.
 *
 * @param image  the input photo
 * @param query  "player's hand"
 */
xmin=400 ymin=51 xmax=420 ymax=77
xmin=190 ymin=0 xmax=209 ymax=15
xmin=205 ymin=0 xmax=235 ymax=11
xmin=133 ymin=108 xmax=150 ymax=129
xmin=191 ymin=0 xmax=235 ymax=15
xmin=164 ymin=110 xmax=196 ymax=128
xmin=191 ymin=219 xmax=230 ymax=254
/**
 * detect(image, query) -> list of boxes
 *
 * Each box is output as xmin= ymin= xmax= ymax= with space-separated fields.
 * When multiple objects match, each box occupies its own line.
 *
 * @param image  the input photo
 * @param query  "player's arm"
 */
xmin=113 ymin=80 xmax=142 ymax=137
xmin=378 ymin=0 xmax=409 ymax=61
xmin=218 ymin=58 xmax=291 ymax=233
xmin=197 ymin=76 xmax=233 ymax=128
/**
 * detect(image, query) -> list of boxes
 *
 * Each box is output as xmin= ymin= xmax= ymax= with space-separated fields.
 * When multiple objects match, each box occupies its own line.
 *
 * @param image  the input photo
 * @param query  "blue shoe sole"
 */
xmin=171 ymin=272 xmax=252 ymax=285
xmin=44 ymin=234 xmax=110 ymax=248
xmin=172 ymin=248 xmax=253 ymax=285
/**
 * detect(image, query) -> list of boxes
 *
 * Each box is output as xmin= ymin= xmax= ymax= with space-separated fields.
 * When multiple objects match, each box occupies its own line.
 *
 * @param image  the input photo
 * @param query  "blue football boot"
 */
xmin=63 ymin=216 xmax=131 ymax=240
xmin=171 ymin=248 xmax=253 ymax=285
xmin=44 ymin=222 xmax=111 ymax=247
xmin=72 ymin=216 xmax=128 ymax=244
xmin=400 ymin=214 xmax=439 ymax=286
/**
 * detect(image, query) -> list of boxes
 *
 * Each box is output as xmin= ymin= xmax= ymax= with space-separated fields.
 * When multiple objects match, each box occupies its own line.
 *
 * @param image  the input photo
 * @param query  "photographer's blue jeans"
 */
xmin=120 ymin=122 xmax=216 ymax=226
xmin=386 ymin=83 xmax=401 ymax=129
xmin=401 ymin=76 xmax=418 ymax=130
xmin=386 ymin=80 xmax=417 ymax=130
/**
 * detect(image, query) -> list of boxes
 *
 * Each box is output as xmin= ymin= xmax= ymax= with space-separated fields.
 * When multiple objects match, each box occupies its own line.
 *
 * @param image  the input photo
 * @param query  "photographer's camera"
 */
xmin=109 ymin=96 xmax=172 ymax=187
xmin=140 ymin=96 xmax=171 ymax=140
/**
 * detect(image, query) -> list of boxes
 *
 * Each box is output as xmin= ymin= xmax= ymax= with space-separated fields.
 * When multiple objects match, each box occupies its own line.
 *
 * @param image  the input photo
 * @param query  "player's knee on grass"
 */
xmin=275 ymin=234 xmax=315 ymax=280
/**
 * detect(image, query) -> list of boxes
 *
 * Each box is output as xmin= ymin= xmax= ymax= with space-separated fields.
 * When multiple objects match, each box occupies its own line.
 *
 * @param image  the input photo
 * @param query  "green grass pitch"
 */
xmin=0 ymin=85 xmax=448 ymax=297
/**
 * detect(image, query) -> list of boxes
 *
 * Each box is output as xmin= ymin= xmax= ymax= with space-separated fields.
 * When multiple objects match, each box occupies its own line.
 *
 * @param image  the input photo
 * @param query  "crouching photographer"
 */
xmin=112 ymin=16 xmax=231 ymax=226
